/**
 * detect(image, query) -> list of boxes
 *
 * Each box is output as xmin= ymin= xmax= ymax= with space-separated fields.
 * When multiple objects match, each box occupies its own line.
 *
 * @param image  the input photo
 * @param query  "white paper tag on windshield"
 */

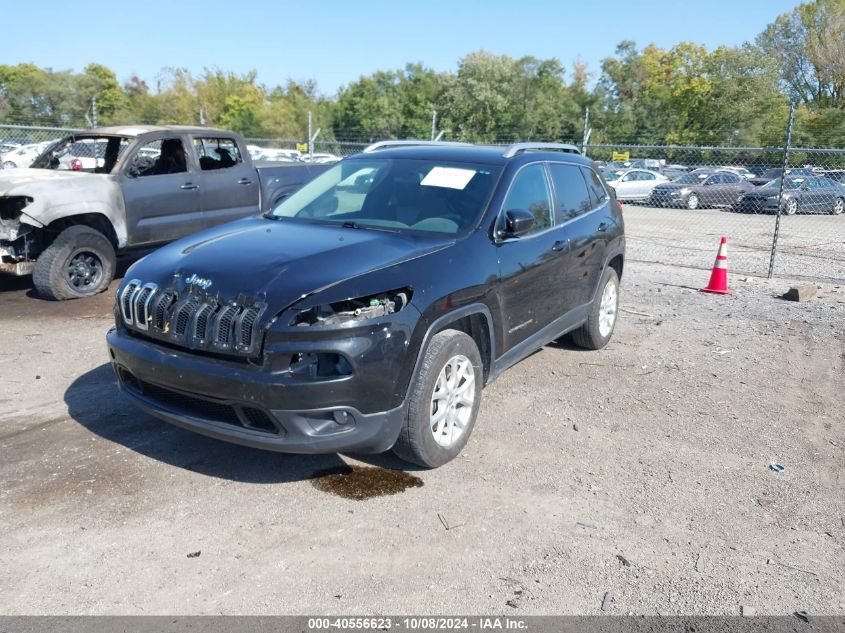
xmin=421 ymin=166 xmax=476 ymax=190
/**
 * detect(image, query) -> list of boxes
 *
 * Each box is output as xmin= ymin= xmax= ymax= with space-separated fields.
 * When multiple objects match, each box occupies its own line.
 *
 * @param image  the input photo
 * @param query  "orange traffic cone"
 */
xmin=700 ymin=236 xmax=730 ymax=295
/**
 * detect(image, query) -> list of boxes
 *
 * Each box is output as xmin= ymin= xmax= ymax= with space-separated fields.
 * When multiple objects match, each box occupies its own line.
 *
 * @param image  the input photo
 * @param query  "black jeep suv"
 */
xmin=107 ymin=141 xmax=625 ymax=467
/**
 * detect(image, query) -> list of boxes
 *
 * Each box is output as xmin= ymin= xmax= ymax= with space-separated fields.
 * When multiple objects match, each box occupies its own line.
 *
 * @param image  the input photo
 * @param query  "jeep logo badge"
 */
xmin=185 ymin=274 xmax=212 ymax=290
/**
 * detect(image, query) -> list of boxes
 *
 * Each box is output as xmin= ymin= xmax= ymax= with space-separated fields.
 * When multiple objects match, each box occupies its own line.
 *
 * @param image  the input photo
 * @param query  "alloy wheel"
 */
xmin=66 ymin=250 xmax=104 ymax=292
xmin=598 ymin=279 xmax=618 ymax=338
xmin=429 ymin=354 xmax=476 ymax=448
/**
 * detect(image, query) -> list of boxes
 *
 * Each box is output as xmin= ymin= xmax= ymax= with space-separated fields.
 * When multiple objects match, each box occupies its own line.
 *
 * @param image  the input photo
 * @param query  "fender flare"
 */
xmin=404 ymin=303 xmax=497 ymax=397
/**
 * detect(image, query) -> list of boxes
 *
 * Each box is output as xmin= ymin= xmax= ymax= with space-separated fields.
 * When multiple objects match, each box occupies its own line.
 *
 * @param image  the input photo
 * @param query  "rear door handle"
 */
xmin=180 ymin=183 xmax=199 ymax=190
xmin=552 ymin=239 xmax=569 ymax=252
xmin=597 ymin=222 xmax=609 ymax=233
xmin=237 ymin=178 xmax=253 ymax=185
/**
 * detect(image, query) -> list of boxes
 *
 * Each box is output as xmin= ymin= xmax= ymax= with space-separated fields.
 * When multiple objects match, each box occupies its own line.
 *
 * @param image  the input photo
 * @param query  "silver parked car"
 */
xmin=604 ymin=169 xmax=668 ymax=202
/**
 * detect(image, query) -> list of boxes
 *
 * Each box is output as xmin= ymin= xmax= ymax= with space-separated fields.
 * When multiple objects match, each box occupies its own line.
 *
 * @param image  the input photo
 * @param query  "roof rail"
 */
xmin=362 ymin=140 xmax=474 ymax=153
xmin=502 ymin=142 xmax=581 ymax=158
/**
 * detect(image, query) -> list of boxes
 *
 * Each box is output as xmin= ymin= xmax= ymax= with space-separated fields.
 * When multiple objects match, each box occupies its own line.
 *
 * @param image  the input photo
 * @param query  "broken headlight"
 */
xmin=0 ymin=196 xmax=33 ymax=221
xmin=290 ymin=288 xmax=412 ymax=327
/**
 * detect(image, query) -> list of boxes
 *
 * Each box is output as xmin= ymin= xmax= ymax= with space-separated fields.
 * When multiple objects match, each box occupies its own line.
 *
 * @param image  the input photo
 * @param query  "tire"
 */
xmin=784 ymin=198 xmax=798 ymax=216
xmin=32 ymin=225 xmax=116 ymax=301
xmin=831 ymin=197 xmax=844 ymax=216
xmin=392 ymin=329 xmax=483 ymax=468
xmin=686 ymin=193 xmax=700 ymax=210
xmin=571 ymin=267 xmax=620 ymax=351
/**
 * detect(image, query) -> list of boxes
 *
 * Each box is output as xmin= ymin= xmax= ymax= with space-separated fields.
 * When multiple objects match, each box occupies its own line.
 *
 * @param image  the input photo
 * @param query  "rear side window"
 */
xmin=549 ymin=164 xmax=592 ymax=222
xmin=126 ymin=138 xmax=187 ymax=177
xmin=502 ymin=164 xmax=553 ymax=235
xmin=194 ymin=137 xmax=243 ymax=170
xmin=581 ymin=166 xmax=609 ymax=206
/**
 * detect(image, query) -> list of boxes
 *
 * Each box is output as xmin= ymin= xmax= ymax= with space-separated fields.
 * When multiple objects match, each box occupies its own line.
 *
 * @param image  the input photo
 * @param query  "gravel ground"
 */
xmin=623 ymin=204 xmax=845 ymax=282
xmin=0 ymin=261 xmax=843 ymax=615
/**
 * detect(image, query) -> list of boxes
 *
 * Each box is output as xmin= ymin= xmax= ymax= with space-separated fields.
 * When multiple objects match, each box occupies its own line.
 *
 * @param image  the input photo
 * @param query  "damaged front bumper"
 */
xmin=106 ymin=311 xmax=419 ymax=454
xmin=1 ymin=196 xmax=39 ymax=275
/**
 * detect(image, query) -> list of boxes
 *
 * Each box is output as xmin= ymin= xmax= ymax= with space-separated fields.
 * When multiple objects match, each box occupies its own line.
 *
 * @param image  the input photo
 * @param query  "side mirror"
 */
xmin=502 ymin=208 xmax=535 ymax=238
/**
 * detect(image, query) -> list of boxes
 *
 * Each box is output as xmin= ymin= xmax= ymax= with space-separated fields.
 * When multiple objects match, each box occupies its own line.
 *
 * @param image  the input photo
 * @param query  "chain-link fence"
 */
xmin=584 ymin=138 xmax=845 ymax=282
xmin=3 ymin=120 xmax=844 ymax=282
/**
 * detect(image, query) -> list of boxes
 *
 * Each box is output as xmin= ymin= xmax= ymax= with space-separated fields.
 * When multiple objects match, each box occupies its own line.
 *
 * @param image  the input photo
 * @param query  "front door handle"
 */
xmin=237 ymin=178 xmax=253 ymax=185
xmin=180 ymin=183 xmax=199 ymax=190
xmin=552 ymin=239 xmax=569 ymax=252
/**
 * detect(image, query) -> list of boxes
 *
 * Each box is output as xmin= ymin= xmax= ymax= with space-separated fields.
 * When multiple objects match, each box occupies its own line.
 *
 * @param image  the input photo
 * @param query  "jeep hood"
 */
xmin=125 ymin=216 xmax=455 ymax=314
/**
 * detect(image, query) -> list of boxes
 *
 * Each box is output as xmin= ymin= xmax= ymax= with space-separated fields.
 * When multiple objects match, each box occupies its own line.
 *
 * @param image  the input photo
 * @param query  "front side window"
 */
xmin=194 ymin=137 xmax=243 ymax=170
xmin=549 ymin=163 xmax=592 ymax=222
xmin=502 ymin=164 xmax=553 ymax=235
xmin=271 ymin=158 xmax=500 ymax=235
xmin=30 ymin=135 xmax=130 ymax=173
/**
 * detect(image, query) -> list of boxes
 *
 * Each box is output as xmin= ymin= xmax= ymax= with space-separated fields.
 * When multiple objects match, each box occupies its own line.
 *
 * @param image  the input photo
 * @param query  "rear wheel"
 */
xmin=32 ymin=225 xmax=116 ymax=300
xmin=831 ymin=197 xmax=844 ymax=216
xmin=393 ymin=329 xmax=483 ymax=468
xmin=572 ymin=267 xmax=620 ymax=350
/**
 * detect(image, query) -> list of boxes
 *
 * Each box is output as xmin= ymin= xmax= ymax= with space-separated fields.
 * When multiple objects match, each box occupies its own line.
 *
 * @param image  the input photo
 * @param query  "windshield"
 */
xmin=674 ymin=172 xmax=711 ymax=184
xmin=760 ymin=177 xmax=805 ymax=191
xmin=270 ymin=158 xmax=501 ymax=235
xmin=30 ymin=135 xmax=131 ymax=173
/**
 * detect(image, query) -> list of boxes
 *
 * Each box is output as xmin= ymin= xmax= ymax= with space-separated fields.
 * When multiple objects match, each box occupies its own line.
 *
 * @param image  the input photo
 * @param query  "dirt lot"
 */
xmin=623 ymin=204 xmax=845 ymax=282
xmin=0 ymin=261 xmax=843 ymax=615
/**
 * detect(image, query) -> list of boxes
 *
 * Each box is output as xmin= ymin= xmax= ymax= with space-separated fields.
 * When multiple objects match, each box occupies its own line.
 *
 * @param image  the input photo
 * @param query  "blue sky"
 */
xmin=4 ymin=0 xmax=799 ymax=96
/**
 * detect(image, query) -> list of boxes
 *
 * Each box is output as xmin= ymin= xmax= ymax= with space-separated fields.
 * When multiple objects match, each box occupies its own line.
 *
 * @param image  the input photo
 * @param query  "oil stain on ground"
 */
xmin=311 ymin=464 xmax=423 ymax=500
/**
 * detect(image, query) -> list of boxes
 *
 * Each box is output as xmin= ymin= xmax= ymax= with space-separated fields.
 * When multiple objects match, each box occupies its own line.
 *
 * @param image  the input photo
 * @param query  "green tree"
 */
xmin=757 ymin=0 xmax=845 ymax=109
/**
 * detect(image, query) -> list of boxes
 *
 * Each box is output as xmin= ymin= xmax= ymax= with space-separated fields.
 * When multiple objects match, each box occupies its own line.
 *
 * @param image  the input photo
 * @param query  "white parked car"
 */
xmin=301 ymin=152 xmax=340 ymax=164
xmin=604 ymin=169 xmax=668 ymax=201
xmin=1 ymin=142 xmax=55 ymax=169
xmin=257 ymin=148 xmax=302 ymax=162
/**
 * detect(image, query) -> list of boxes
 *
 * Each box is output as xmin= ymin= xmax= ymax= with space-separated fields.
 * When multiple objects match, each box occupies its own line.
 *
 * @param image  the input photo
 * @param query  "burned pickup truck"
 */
xmin=0 ymin=126 xmax=330 ymax=299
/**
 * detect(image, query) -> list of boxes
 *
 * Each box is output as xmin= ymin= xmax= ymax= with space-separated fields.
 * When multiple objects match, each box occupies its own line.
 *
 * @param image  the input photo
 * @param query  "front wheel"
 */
xmin=572 ymin=267 xmax=620 ymax=350
xmin=831 ymin=197 xmax=844 ymax=216
xmin=686 ymin=193 xmax=700 ymax=210
xmin=32 ymin=225 xmax=116 ymax=300
xmin=784 ymin=198 xmax=798 ymax=215
xmin=393 ymin=329 xmax=483 ymax=468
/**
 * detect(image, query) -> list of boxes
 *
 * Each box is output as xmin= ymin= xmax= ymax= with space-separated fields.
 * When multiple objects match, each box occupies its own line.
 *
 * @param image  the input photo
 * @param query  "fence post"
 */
xmin=767 ymin=103 xmax=795 ymax=279
xmin=581 ymin=107 xmax=590 ymax=156
xmin=91 ymin=97 xmax=98 ymax=128
xmin=307 ymin=111 xmax=313 ymax=159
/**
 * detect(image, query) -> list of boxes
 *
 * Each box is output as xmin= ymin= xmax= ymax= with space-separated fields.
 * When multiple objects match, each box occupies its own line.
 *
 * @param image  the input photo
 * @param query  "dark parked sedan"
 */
xmin=748 ymin=167 xmax=817 ymax=188
xmin=648 ymin=169 xmax=754 ymax=209
xmin=734 ymin=176 xmax=845 ymax=215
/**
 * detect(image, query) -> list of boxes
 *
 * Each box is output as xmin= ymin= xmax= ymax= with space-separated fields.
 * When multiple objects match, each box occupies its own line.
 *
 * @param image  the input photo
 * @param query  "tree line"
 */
xmin=1 ymin=0 xmax=843 ymax=148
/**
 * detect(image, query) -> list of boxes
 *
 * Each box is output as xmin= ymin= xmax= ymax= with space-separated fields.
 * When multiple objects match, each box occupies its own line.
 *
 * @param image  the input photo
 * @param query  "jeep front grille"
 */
xmin=119 ymin=279 xmax=266 ymax=356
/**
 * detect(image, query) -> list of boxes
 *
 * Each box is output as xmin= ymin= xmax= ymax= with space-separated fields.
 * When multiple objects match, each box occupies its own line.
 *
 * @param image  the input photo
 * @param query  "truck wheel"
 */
xmin=572 ymin=267 xmax=620 ymax=350
xmin=32 ymin=225 xmax=116 ymax=300
xmin=392 ymin=329 xmax=483 ymax=468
